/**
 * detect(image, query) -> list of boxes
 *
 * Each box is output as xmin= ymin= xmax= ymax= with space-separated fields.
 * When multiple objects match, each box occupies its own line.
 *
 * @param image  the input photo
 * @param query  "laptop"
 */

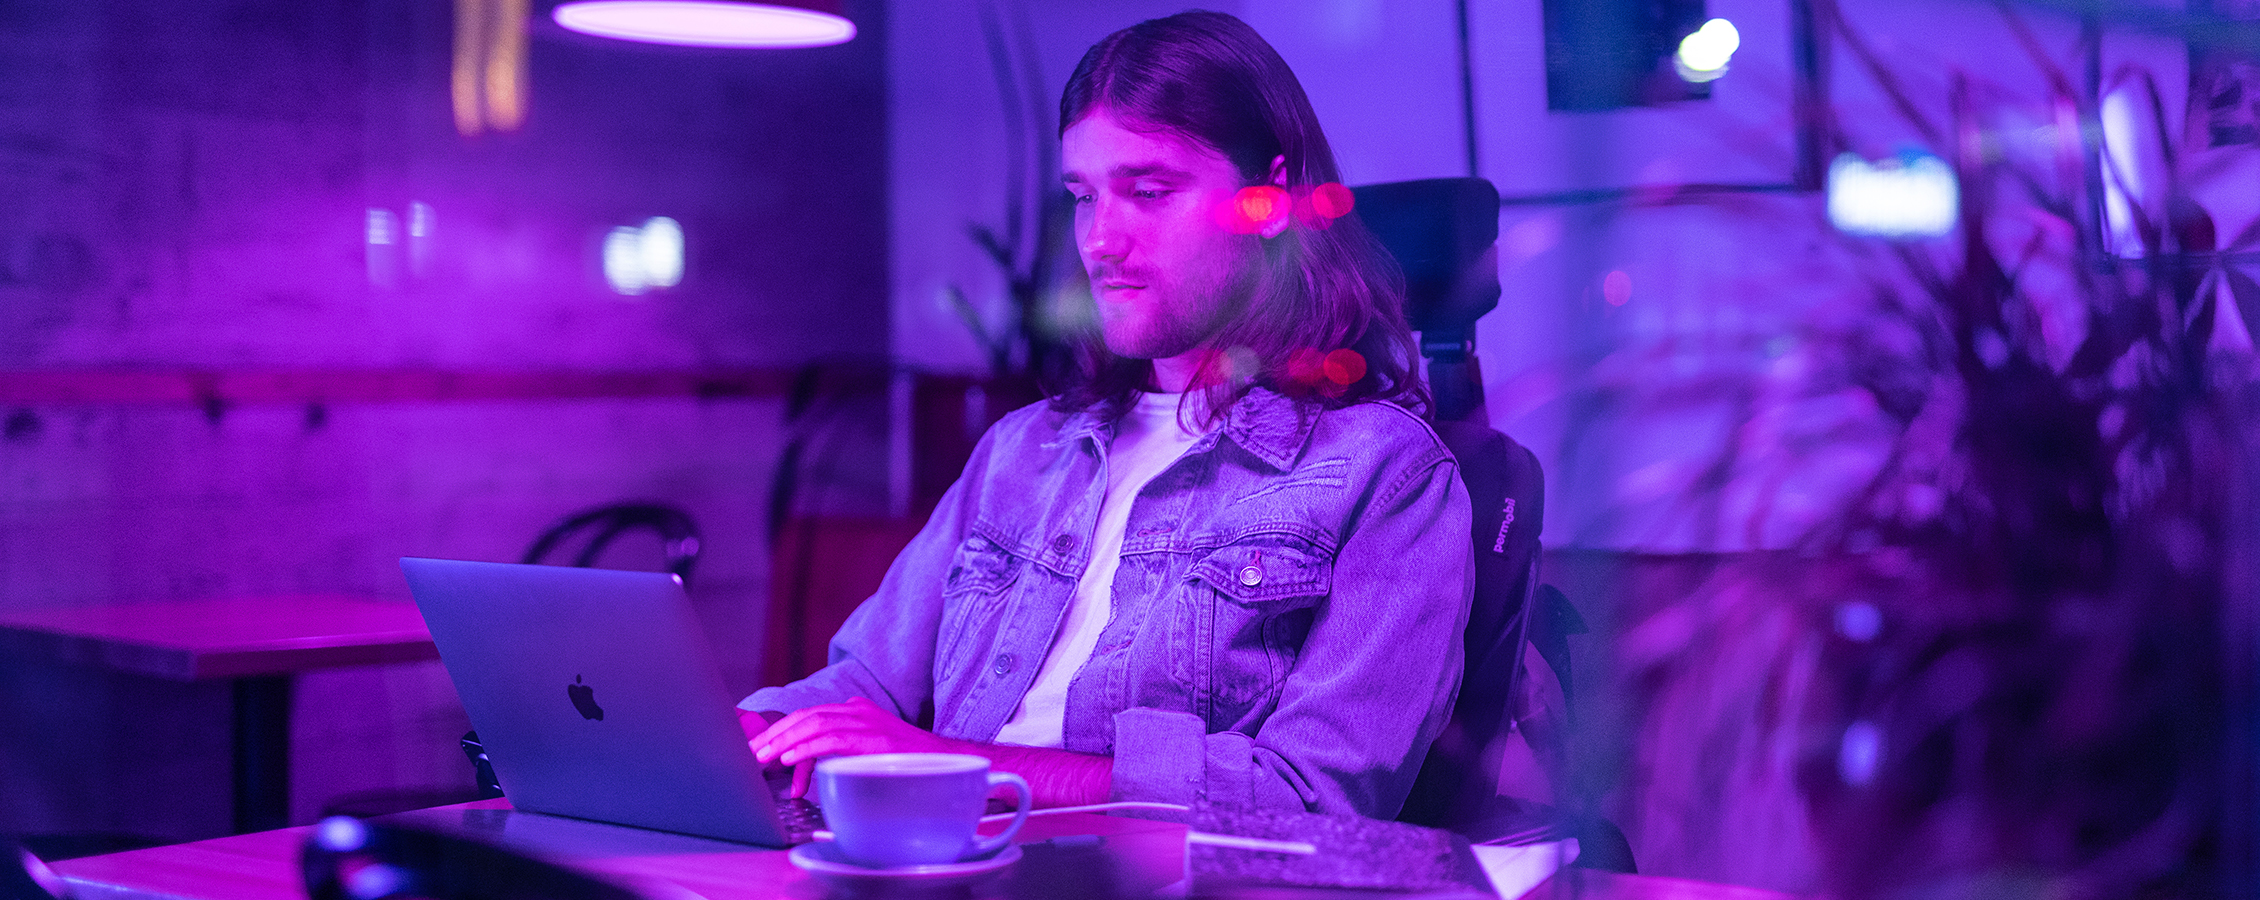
xmin=400 ymin=556 xmax=820 ymax=847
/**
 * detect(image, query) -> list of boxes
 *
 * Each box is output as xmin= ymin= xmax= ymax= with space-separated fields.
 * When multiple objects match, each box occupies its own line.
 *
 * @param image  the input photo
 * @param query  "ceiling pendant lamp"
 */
xmin=553 ymin=0 xmax=854 ymax=48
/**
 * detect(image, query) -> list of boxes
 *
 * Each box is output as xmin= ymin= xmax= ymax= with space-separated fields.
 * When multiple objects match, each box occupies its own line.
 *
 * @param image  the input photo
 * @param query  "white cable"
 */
xmin=979 ymin=800 xmax=1190 ymax=824
xmin=1186 ymin=831 xmax=1318 ymax=856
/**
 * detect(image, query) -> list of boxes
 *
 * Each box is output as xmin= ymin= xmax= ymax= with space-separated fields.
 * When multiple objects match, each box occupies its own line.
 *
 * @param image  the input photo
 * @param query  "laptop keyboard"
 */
xmin=764 ymin=766 xmax=827 ymax=844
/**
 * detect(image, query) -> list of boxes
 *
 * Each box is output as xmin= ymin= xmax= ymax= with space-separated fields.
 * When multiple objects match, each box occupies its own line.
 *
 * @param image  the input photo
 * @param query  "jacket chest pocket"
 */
xmin=936 ymin=535 xmax=1022 ymax=673
xmin=1176 ymin=537 xmax=1333 ymax=714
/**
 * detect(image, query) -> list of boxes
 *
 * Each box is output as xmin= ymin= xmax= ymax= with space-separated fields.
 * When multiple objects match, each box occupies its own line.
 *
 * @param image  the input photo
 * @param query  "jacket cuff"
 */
xmin=740 ymin=683 xmax=818 ymax=714
xmin=1111 ymin=707 xmax=1226 ymax=811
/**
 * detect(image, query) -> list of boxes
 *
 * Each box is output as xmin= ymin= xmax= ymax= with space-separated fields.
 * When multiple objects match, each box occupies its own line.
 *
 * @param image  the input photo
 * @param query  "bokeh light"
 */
xmin=1675 ymin=18 xmax=1739 ymax=83
xmin=1603 ymin=270 xmax=1633 ymax=306
xmin=1837 ymin=720 xmax=1882 ymax=787
xmin=639 ymin=216 xmax=685 ymax=288
xmin=1295 ymin=182 xmax=1356 ymax=229
xmin=554 ymin=1 xmax=855 ymax=48
xmin=314 ymin=816 xmax=371 ymax=852
xmin=604 ymin=216 xmax=686 ymax=296
xmin=454 ymin=0 xmax=530 ymax=136
xmin=1215 ymin=185 xmax=1291 ymax=235
xmin=1322 ymin=348 xmax=1367 ymax=386
xmin=1826 ymin=151 xmax=1959 ymax=238
xmin=366 ymin=207 xmax=399 ymax=288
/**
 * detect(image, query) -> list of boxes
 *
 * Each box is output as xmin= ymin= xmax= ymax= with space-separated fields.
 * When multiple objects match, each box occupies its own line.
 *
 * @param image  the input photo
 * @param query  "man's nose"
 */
xmin=1080 ymin=201 xmax=1126 ymax=261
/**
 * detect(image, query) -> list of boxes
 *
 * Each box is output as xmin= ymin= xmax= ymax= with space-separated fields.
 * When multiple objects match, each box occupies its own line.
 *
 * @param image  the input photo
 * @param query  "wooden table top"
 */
xmin=52 ymin=799 xmax=1798 ymax=900
xmin=0 ymin=595 xmax=436 ymax=680
xmin=52 ymin=800 xmax=1189 ymax=900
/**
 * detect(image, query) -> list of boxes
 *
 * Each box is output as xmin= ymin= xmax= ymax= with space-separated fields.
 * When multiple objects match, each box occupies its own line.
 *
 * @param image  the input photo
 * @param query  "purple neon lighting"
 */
xmin=553 ymin=1 xmax=853 ymax=48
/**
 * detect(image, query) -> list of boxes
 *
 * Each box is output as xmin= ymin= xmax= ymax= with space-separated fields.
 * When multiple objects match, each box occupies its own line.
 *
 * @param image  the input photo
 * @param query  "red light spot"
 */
xmin=1322 ymin=348 xmax=1367 ymax=385
xmin=1238 ymin=186 xmax=1287 ymax=229
xmin=1292 ymin=182 xmax=1356 ymax=230
xmin=1215 ymin=186 xmax=1289 ymax=235
xmin=1603 ymin=270 xmax=1633 ymax=306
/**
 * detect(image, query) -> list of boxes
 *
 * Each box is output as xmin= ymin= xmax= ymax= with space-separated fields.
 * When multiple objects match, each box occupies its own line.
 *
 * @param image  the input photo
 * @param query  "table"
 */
xmin=52 ymin=800 xmax=1190 ymax=900
xmin=50 ymin=799 xmax=1797 ymax=900
xmin=0 ymin=596 xmax=438 ymax=833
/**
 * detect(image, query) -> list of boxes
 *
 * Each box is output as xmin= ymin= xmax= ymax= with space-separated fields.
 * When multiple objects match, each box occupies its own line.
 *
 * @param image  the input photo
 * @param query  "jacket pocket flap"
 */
xmin=945 ymin=534 xmax=1021 ymax=594
xmin=1190 ymin=540 xmax=1332 ymax=603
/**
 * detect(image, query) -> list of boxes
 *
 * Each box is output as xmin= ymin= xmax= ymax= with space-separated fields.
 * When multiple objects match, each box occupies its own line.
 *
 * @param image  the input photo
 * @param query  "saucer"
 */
xmin=789 ymin=841 xmax=1022 ymax=887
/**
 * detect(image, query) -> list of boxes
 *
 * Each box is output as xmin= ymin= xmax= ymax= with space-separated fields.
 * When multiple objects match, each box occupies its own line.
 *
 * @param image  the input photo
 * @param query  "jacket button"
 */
xmin=992 ymin=653 xmax=1015 ymax=675
xmin=1049 ymin=534 xmax=1077 ymax=554
xmin=1238 ymin=565 xmax=1262 ymax=586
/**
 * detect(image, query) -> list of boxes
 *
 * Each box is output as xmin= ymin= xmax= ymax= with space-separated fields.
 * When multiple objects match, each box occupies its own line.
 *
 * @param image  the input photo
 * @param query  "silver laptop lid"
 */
xmin=400 ymin=557 xmax=789 ymax=846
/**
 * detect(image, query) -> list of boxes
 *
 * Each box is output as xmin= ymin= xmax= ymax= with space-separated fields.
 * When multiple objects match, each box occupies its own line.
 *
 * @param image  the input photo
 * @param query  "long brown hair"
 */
xmin=1052 ymin=11 xmax=1427 ymax=425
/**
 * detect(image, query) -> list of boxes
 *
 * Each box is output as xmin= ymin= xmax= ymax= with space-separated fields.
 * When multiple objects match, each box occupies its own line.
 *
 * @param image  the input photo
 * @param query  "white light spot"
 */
xmin=346 ymin=862 xmax=409 ymax=900
xmin=1838 ymin=720 xmax=1882 ymax=786
xmin=1834 ymin=601 xmax=1881 ymax=642
xmin=602 ymin=216 xmax=686 ymax=297
xmin=314 ymin=816 xmax=370 ymax=851
xmin=639 ymin=216 xmax=684 ymax=289
xmin=1827 ymin=152 xmax=1959 ymax=238
xmin=1675 ymin=18 xmax=1740 ymax=82
xmin=365 ymin=208 xmax=397 ymax=246
xmin=366 ymin=208 xmax=401 ymax=288
xmin=605 ymin=227 xmax=649 ymax=296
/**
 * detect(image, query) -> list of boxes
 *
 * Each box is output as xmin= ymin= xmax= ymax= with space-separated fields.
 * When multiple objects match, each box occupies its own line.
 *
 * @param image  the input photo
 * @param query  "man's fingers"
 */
xmin=750 ymin=697 xmax=916 ymax=766
xmin=753 ymin=705 xmax=825 ymax=747
xmin=751 ymin=703 xmax=848 ymax=762
xmin=775 ymin=728 xmax=891 ymax=766
xmin=790 ymin=759 xmax=814 ymax=799
xmin=754 ymin=702 xmax=890 ymax=763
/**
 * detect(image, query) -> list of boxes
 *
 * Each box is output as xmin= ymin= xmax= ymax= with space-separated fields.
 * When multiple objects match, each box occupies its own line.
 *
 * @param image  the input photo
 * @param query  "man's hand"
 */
xmin=747 ymin=697 xmax=973 ymax=798
xmin=739 ymin=698 xmax=1115 ymax=807
xmin=754 ymin=696 xmax=971 ymax=765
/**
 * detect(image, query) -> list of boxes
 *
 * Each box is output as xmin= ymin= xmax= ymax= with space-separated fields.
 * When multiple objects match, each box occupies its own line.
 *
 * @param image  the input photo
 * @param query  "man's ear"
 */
xmin=1260 ymin=154 xmax=1291 ymax=238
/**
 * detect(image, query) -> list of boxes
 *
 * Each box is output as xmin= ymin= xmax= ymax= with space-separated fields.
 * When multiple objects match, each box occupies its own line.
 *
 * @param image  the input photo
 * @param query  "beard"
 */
xmin=1092 ymin=252 xmax=1260 ymax=361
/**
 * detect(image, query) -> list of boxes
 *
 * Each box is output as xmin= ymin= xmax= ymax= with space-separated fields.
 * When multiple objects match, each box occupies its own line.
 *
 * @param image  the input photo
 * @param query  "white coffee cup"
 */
xmin=814 ymin=752 xmax=1032 ymax=868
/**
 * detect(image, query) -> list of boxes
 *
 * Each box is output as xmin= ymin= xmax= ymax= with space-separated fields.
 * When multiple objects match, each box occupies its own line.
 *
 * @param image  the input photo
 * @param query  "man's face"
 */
xmin=1063 ymin=108 xmax=1268 ymax=369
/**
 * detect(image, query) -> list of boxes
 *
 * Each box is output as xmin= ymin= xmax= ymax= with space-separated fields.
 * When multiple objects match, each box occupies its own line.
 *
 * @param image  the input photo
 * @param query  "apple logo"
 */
xmin=568 ymin=674 xmax=604 ymax=721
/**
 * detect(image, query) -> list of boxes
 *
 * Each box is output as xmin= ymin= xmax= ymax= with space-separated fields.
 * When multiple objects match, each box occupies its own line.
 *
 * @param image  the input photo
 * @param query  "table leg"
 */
xmin=232 ymin=676 xmax=293 ymax=833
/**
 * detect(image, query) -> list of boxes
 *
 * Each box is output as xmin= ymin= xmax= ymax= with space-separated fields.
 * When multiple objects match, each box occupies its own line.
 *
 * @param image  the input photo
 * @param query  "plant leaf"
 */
xmin=2221 ymin=210 xmax=2260 ymax=252
xmin=2228 ymin=268 xmax=2260 ymax=350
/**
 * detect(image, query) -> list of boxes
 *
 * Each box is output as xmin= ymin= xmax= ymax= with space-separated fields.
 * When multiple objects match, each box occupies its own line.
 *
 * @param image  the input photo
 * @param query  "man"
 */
xmin=741 ymin=10 xmax=1473 ymax=820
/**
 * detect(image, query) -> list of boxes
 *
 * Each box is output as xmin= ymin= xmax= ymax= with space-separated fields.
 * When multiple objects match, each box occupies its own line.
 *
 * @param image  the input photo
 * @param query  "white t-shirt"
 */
xmin=993 ymin=391 xmax=1208 ymax=748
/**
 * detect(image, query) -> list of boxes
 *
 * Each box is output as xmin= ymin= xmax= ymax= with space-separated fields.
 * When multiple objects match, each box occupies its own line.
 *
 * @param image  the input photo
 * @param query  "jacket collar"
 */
xmin=1048 ymin=386 xmax=1315 ymax=472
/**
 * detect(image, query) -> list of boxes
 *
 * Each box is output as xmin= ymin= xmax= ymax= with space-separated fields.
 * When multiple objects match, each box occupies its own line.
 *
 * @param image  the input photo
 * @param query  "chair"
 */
xmin=521 ymin=503 xmax=702 ymax=588
xmin=324 ymin=503 xmax=703 ymax=817
xmin=1356 ymin=178 xmax=1633 ymax=872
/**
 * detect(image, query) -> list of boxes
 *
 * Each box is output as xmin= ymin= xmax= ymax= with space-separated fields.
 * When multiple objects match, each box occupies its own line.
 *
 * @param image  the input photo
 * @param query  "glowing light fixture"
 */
xmin=455 ymin=0 xmax=530 ymax=135
xmin=554 ymin=1 xmax=854 ymax=48
xmin=606 ymin=216 xmax=686 ymax=296
xmin=1674 ymin=18 xmax=1740 ymax=83
xmin=1827 ymin=151 xmax=1959 ymax=239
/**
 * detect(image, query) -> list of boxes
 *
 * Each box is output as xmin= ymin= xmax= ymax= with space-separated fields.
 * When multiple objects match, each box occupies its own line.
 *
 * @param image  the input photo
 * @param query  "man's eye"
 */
xmin=1067 ymin=191 xmax=1094 ymax=205
xmin=1132 ymin=187 xmax=1171 ymax=200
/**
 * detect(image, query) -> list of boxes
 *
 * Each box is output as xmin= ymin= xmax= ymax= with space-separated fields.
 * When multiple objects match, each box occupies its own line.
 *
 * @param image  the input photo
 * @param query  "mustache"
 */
xmin=1087 ymin=267 xmax=1151 ymax=287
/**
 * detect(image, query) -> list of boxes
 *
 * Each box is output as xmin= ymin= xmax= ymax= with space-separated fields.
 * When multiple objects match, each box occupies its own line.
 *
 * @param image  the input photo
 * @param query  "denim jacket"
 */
xmin=743 ymin=387 xmax=1474 ymax=819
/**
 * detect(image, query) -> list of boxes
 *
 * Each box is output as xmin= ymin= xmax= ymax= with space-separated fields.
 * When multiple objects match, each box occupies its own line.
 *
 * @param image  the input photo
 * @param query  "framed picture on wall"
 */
xmin=2190 ymin=0 xmax=2260 ymax=147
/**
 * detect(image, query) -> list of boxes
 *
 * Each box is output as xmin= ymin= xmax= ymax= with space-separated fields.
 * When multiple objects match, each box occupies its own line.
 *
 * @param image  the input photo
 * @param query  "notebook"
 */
xmin=400 ymin=557 xmax=820 ymax=847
